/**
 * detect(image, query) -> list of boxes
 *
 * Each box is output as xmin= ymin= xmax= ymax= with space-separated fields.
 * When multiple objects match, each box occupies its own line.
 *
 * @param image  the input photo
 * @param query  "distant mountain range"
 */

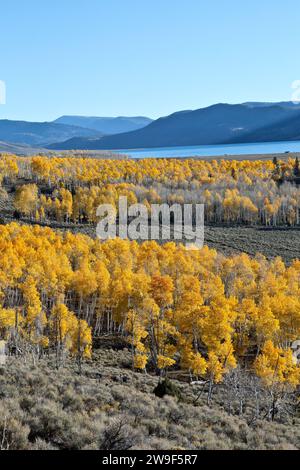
xmin=242 ymin=101 xmax=300 ymax=109
xmin=2 ymin=103 xmax=300 ymax=153
xmin=0 ymin=116 xmax=153 ymax=149
xmin=0 ymin=120 xmax=103 ymax=147
xmin=54 ymin=116 xmax=153 ymax=134
xmin=48 ymin=102 xmax=300 ymax=150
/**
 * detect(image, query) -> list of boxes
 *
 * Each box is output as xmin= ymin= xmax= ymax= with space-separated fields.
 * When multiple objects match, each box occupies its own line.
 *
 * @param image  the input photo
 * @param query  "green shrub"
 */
xmin=154 ymin=378 xmax=181 ymax=400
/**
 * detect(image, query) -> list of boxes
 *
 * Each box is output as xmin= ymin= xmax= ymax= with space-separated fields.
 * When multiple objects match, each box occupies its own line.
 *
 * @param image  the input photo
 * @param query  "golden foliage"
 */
xmin=0 ymin=222 xmax=298 ymax=384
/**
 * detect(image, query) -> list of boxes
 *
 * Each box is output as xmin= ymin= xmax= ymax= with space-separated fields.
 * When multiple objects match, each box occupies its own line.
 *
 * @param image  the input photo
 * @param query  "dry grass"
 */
xmin=0 ymin=346 xmax=299 ymax=450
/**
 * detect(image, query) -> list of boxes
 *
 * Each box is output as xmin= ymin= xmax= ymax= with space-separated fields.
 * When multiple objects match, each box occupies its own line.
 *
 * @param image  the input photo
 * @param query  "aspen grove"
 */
xmin=0 ymin=153 xmax=300 ymax=404
xmin=0 ymin=222 xmax=300 ymax=391
xmin=1 ymin=154 xmax=300 ymax=226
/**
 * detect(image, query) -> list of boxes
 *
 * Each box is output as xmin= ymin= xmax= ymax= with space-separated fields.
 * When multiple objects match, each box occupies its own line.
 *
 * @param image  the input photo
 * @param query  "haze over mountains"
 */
xmin=0 ymin=116 xmax=153 ymax=148
xmin=0 ymin=120 xmax=103 ymax=147
xmin=1 ymin=102 xmax=300 ymax=153
xmin=54 ymin=116 xmax=153 ymax=135
xmin=48 ymin=102 xmax=300 ymax=150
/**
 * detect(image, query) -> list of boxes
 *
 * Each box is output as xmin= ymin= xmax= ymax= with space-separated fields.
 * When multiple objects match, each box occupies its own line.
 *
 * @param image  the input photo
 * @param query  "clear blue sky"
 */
xmin=1 ymin=0 xmax=300 ymax=121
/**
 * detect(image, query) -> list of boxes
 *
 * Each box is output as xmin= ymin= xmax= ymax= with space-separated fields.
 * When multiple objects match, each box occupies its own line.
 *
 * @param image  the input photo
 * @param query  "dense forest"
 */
xmin=1 ymin=155 xmax=300 ymax=226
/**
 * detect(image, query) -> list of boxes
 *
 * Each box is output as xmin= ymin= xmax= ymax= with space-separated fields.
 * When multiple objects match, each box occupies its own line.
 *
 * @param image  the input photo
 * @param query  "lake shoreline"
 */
xmin=132 ymin=151 xmax=298 ymax=161
xmin=116 ymin=140 xmax=300 ymax=159
xmin=162 ymin=151 xmax=299 ymax=161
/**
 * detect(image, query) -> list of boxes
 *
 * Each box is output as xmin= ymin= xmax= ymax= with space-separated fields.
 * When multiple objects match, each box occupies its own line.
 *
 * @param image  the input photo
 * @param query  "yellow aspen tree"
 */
xmin=254 ymin=340 xmax=300 ymax=420
xmin=14 ymin=184 xmax=38 ymax=217
xmin=49 ymin=303 xmax=78 ymax=367
xmin=254 ymin=295 xmax=280 ymax=348
xmin=21 ymin=276 xmax=48 ymax=351
xmin=0 ymin=308 xmax=23 ymax=350
xmin=126 ymin=309 xmax=149 ymax=371
xmin=71 ymin=318 xmax=92 ymax=374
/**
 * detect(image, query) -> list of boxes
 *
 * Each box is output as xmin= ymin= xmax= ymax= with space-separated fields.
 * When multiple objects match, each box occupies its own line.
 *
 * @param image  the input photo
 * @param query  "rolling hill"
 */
xmin=0 ymin=120 xmax=103 ymax=146
xmin=0 ymin=140 xmax=46 ymax=155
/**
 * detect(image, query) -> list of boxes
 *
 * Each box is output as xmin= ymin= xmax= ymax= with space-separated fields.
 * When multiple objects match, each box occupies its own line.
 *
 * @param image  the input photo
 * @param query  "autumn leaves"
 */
xmin=2 ymin=154 xmax=300 ymax=227
xmin=0 ymin=223 xmax=299 ymax=389
xmin=1 ymin=153 xmax=300 ymax=390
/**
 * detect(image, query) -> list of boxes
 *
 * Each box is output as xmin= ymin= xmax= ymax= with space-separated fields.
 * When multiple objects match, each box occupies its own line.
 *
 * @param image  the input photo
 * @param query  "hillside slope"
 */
xmin=0 ymin=140 xmax=47 ymax=154
xmin=48 ymin=103 xmax=300 ymax=150
xmin=231 ymin=112 xmax=300 ymax=143
xmin=1 ymin=347 xmax=299 ymax=450
xmin=0 ymin=119 xmax=103 ymax=146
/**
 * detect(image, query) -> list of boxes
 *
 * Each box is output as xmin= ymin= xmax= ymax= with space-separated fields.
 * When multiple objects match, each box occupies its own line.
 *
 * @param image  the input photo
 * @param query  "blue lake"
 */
xmin=113 ymin=141 xmax=300 ymax=159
